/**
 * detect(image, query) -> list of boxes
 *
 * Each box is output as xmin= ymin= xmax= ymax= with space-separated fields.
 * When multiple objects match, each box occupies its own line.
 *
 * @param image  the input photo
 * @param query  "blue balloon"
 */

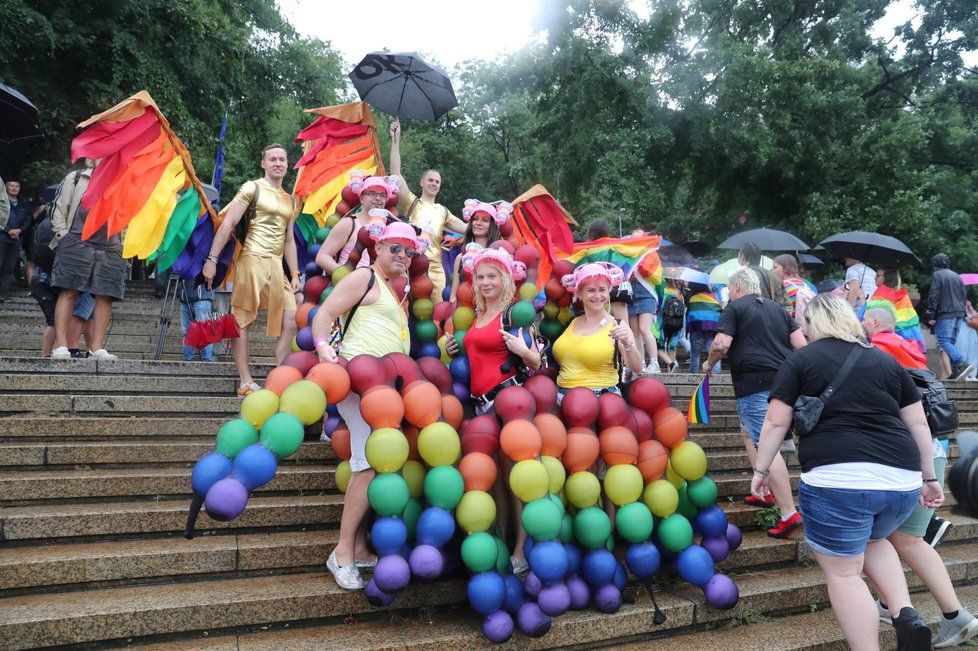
xmin=304 ymin=260 xmax=322 ymax=277
xmin=449 ymin=356 xmax=471 ymax=384
xmin=695 ymin=506 xmax=729 ymax=538
xmin=528 ymin=541 xmax=569 ymax=583
xmin=191 ymin=453 xmax=232 ymax=496
xmin=626 ymin=542 xmax=661 ymax=580
xmin=507 ymin=327 xmax=534 ymax=348
xmin=564 ymin=543 xmax=582 ymax=579
xmin=371 ymin=517 xmax=408 ymax=557
xmin=307 ymin=242 xmax=321 ymax=258
xmin=325 ymin=403 xmax=339 ymax=418
xmin=468 ymin=572 xmax=506 ymax=615
xmin=323 ymin=414 xmax=340 ymax=438
xmin=416 ymin=506 xmax=456 ymax=548
xmin=502 ymin=574 xmax=526 ymax=615
xmin=613 ymin=563 xmax=627 ymax=591
xmin=417 ymin=342 xmax=442 ymax=359
xmin=442 ymin=285 xmax=452 ymax=302
xmin=453 ymin=381 xmax=469 ymax=402
xmin=523 ymin=537 xmax=535 ymax=559
xmin=677 ymin=544 xmax=715 ymax=587
xmin=231 ymin=444 xmax=278 ymax=489
xmin=582 ymin=549 xmax=617 ymax=588
xmin=308 ymin=305 xmax=319 ymax=325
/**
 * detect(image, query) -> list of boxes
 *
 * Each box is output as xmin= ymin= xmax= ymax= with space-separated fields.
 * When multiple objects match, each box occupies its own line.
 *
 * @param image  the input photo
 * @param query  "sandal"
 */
xmin=237 ymin=381 xmax=261 ymax=396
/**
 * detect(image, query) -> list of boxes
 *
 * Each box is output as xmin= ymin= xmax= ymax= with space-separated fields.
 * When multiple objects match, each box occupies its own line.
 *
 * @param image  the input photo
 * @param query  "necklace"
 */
xmin=377 ymin=268 xmax=409 ymax=341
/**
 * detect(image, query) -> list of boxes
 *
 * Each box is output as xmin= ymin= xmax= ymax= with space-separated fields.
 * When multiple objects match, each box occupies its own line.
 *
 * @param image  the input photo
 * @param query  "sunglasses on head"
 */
xmin=386 ymin=243 xmax=417 ymax=258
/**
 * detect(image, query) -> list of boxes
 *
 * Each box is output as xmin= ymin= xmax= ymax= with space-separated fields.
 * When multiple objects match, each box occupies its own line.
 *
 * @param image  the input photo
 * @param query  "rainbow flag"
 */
xmin=686 ymin=291 xmax=722 ymax=332
xmin=782 ymin=276 xmax=815 ymax=318
xmin=869 ymin=286 xmax=926 ymax=354
xmin=687 ymin=375 xmax=710 ymax=424
xmin=558 ymin=235 xmax=664 ymax=296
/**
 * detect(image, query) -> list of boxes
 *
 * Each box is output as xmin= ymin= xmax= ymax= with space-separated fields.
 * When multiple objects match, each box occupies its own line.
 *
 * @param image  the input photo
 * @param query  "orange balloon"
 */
xmin=403 ymin=381 xmax=443 ymax=428
xmin=441 ymin=395 xmax=464 ymax=429
xmin=306 ymin=362 xmax=351 ymax=404
xmin=331 ymin=425 xmax=351 ymax=460
xmin=637 ymin=439 xmax=669 ymax=483
xmin=563 ymin=427 xmax=600 ymax=472
xmin=599 ymin=426 xmax=639 ymax=466
xmin=457 ymin=282 xmax=475 ymax=308
xmin=500 ymin=419 xmax=542 ymax=462
xmin=359 ymin=385 xmax=405 ymax=429
xmin=264 ymin=365 xmax=303 ymax=397
xmin=534 ymin=413 xmax=567 ymax=458
xmin=652 ymin=407 xmax=688 ymax=448
xmin=295 ymin=302 xmax=315 ymax=329
xmin=403 ymin=424 xmax=421 ymax=461
xmin=458 ymin=451 xmax=497 ymax=492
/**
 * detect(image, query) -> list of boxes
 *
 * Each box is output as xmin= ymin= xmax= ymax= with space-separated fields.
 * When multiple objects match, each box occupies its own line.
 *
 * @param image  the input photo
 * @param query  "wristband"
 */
xmin=291 ymin=271 xmax=300 ymax=277
xmin=205 ymin=255 xmax=218 ymax=263
xmin=923 ymin=478 xmax=940 ymax=483
xmin=314 ymin=337 xmax=330 ymax=349
xmin=753 ymin=468 xmax=770 ymax=478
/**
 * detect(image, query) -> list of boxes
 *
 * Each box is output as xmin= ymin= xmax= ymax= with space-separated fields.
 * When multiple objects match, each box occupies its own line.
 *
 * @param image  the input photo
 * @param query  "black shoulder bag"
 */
xmin=792 ymin=346 xmax=863 ymax=436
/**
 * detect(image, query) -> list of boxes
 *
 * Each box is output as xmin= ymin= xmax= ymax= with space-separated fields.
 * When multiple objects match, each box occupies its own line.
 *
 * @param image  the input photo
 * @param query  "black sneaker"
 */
xmin=894 ymin=607 xmax=931 ymax=651
xmin=924 ymin=515 xmax=952 ymax=548
xmin=69 ymin=349 xmax=87 ymax=359
xmin=951 ymin=363 xmax=976 ymax=381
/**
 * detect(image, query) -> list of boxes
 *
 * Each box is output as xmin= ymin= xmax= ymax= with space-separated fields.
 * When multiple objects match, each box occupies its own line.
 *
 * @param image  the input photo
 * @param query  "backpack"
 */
xmin=661 ymin=294 xmax=686 ymax=332
xmin=906 ymin=368 xmax=958 ymax=438
xmin=499 ymin=306 xmax=548 ymax=378
xmin=32 ymin=171 xmax=82 ymax=273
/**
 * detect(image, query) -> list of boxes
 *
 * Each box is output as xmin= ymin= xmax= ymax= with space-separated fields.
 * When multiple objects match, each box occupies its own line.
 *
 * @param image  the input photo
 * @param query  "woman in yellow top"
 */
xmin=553 ymin=262 xmax=644 ymax=399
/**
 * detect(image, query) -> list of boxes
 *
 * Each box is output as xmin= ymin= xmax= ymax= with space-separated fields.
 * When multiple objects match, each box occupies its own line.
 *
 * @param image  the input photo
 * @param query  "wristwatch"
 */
xmin=753 ymin=468 xmax=770 ymax=478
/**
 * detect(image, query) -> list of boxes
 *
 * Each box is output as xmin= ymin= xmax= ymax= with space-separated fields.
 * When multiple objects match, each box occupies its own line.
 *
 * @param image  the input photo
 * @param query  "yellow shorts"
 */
xmin=231 ymin=252 xmax=296 ymax=337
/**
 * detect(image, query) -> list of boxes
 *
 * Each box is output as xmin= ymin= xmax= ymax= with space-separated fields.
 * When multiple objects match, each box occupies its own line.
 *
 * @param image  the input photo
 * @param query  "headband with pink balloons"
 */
xmin=561 ymin=262 xmax=624 ymax=298
xmin=462 ymin=245 xmax=527 ymax=281
xmin=350 ymin=170 xmax=399 ymax=199
xmin=462 ymin=199 xmax=512 ymax=224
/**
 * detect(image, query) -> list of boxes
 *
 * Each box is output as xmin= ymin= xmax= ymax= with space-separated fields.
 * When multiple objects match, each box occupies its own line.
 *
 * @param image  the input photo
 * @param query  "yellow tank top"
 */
xmin=553 ymin=317 xmax=619 ymax=389
xmin=339 ymin=274 xmax=410 ymax=360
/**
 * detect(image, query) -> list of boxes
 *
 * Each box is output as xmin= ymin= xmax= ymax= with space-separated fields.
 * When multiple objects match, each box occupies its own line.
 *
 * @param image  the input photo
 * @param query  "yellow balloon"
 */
xmin=557 ymin=307 xmax=573 ymax=325
xmin=519 ymin=283 xmax=538 ymax=301
xmin=565 ymin=471 xmax=601 ymax=509
xmin=670 ymin=441 xmax=708 ymax=481
xmin=665 ymin=459 xmax=684 ymax=489
xmin=336 ymin=460 xmax=351 ymax=493
xmin=456 ymin=490 xmax=497 ymax=533
xmin=603 ymin=464 xmax=644 ymax=506
xmin=540 ymin=456 xmax=566 ymax=494
xmin=543 ymin=302 xmax=559 ymax=319
xmin=291 ymin=337 xmax=300 ymax=352
xmin=402 ymin=460 xmax=426 ymax=499
xmin=279 ymin=380 xmax=327 ymax=426
xmin=509 ymin=459 xmax=550 ymax=503
xmin=325 ymin=213 xmax=342 ymax=228
xmin=418 ymin=422 xmax=461 ymax=467
xmin=331 ymin=264 xmax=353 ymax=285
xmin=437 ymin=334 xmax=452 ymax=364
xmin=365 ymin=428 xmax=409 ymax=473
xmin=453 ymin=306 xmax=475 ymax=331
xmin=643 ymin=479 xmax=679 ymax=518
xmin=240 ymin=389 xmax=279 ymax=429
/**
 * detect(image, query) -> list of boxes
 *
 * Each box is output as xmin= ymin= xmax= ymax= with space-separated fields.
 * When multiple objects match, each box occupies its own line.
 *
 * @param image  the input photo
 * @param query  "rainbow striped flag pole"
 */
xmin=687 ymin=375 xmax=710 ymax=424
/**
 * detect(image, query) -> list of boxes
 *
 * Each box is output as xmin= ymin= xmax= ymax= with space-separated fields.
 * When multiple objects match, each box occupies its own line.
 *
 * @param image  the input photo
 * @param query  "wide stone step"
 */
xmin=0 ymin=336 xmax=279 ymax=354
xmin=0 ymin=416 xmax=239 ymax=439
xmin=0 ymin=358 xmax=274 ymax=377
xmin=0 ymin=393 xmax=244 ymax=416
xmin=0 ymin=374 xmax=239 ymax=395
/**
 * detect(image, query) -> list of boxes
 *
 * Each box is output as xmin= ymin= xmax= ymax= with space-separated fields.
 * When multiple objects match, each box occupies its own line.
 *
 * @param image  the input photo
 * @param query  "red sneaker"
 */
xmin=744 ymin=493 xmax=775 ymax=507
xmin=767 ymin=511 xmax=803 ymax=539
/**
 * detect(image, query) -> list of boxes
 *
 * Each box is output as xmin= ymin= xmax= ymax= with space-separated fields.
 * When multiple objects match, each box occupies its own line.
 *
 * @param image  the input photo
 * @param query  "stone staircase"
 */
xmin=0 ymin=286 xmax=976 ymax=649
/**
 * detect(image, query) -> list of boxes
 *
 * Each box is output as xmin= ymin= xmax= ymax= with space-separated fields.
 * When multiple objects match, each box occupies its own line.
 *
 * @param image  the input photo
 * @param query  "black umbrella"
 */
xmin=40 ymin=183 xmax=60 ymax=204
xmin=349 ymin=52 xmax=457 ymax=121
xmin=717 ymin=227 xmax=810 ymax=251
xmin=817 ymin=231 xmax=921 ymax=268
xmin=799 ymin=253 xmax=823 ymax=267
xmin=0 ymin=83 xmax=41 ymax=144
xmin=658 ymin=242 xmax=696 ymax=267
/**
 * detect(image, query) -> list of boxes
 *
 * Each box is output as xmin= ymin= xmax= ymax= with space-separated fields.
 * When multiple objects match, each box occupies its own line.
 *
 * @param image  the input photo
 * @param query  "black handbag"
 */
xmin=905 ymin=367 xmax=958 ymax=438
xmin=793 ymin=346 xmax=863 ymax=436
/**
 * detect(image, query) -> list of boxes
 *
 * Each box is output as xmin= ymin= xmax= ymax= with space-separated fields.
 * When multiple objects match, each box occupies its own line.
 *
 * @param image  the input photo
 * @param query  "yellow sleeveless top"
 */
xmin=553 ymin=317 xmax=618 ymax=389
xmin=339 ymin=274 xmax=410 ymax=360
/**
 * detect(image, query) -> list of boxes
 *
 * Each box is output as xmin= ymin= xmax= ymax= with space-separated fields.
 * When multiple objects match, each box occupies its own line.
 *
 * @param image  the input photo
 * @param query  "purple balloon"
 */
xmin=365 ymin=578 xmax=395 ymax=607
xmin=374 ymin=554 xmax=411 ymax=592
xmin=704 ymin=573 xmax=739 ymax=610
xmin=304 ymin=260 xmax=323 ymax=277
xmin=323 ymin=414 xmax=341 ymax=438
xmin=594 ymin=583 xmax=622 ymax=613
xmin=483 ymin=610 xmax=514 ymax=644
xmin=296 ymin=327 xmax=315 ymax=352
xmin=566 ymin=576 xmax=590 ymax=610
xmin=452 ymin=381 xmax=469 ymax=403
xmin=204 ymin=477 xmax=249 ymax=521
xmin=701 ymin=535 xmax=731 ymax=563
xmin=725 ymin=523 xmax=743 ymax=551
xmin=523 ymin=571 xmax=542 ymax=599
xmin=538 ymin=582 xmax=571 ymax=617
xmin=517 ymin=602 xmax=552 ymax=638
xmin=409 ymin=544 xmax=444 ymax=580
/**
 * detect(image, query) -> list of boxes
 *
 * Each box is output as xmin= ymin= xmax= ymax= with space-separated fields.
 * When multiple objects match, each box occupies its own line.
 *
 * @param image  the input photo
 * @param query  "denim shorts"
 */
xmin=799 ymin=482 xmax=920 ymax=557
xmin=736 ymin=391 xmax=770 ymax=445
xmin=628 ymin=297 xmax=658 ymax=317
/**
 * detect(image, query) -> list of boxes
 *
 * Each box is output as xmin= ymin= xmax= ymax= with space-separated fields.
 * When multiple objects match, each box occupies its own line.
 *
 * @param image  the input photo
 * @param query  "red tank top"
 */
xmin=463 ymin=312 xmax=515 ymax=396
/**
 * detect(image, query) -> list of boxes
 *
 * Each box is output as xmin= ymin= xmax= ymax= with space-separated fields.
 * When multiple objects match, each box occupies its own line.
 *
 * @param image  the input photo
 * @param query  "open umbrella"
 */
xmin=658 ymin=240 xmax=696 ymax=267
xmin=817 ymin=231 xmax=920 ymax=268
xmin=0 ymin=83 xmax=41 ymax=143
xmin=799 ymin=253 xmax=823 ymax=267
xmin=708 ymin=256 xmax=773 ymax=285
xmin=349 ymin=52 xmax=457 ymax=121
xmin=665 ymin=266 xmax=710 ymax=286
xmin=718 ymin=228 xmax=809 ymax=252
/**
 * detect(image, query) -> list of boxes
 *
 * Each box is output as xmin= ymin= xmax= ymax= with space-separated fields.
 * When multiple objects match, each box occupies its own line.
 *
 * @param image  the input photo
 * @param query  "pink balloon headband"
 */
xmin=462 ymin=199 xmax=512 ymax=224
xmin=350 ymin=170 xmax=398 ymax=199
xmin=561 ymin=262 xmax=624 ymax=296
xmin=463 ymin=245 xmax=526 ymax=281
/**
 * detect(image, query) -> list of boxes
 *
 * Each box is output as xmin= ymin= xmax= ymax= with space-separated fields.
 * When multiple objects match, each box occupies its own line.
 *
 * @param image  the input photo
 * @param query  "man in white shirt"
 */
xmin=845 ymin=257 xmax=877 ymax=304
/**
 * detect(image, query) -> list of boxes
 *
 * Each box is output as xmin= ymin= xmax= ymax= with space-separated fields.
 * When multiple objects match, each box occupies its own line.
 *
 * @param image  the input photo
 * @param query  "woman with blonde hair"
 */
xmin=752 ymin=293 xmax=943 ymax=650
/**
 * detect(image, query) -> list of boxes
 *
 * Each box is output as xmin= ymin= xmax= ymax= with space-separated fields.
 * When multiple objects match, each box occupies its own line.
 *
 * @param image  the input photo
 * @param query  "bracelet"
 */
xmin=314 ymin=337 xmax=330 ymax=349
xmin=205 ymin=255 xmax=218 ymax=263
xmin=291 ymin=270 xmax=300 ymax=277
xmin=923 ymin=478 xmax=940 ymax=483
xmin=753 ymin=468 xmax=770 ymax=478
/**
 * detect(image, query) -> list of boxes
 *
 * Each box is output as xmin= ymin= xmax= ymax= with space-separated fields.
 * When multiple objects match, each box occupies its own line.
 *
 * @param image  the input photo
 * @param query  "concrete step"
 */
xmin=0 ymin=393 xmax=244 ymax=416
xmin=0 ymin=358 xmax=274 ymax=377
xmin=0 ymin=416 xmax=240 ymax=439
xmin=0 ymin=336 xmax=279 ymax=354
xmin=0 ymin=373 xmax=239 ymax=395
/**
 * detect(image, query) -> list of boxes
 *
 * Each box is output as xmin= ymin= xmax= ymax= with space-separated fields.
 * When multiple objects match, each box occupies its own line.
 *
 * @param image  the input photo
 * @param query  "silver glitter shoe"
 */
xmin=355 ymin=557 xmax=377 ymax=571
xmin=511 ymin=555 xmax=529 ymax=576
xmin=327 ymin=550 xmax=364 ymax=590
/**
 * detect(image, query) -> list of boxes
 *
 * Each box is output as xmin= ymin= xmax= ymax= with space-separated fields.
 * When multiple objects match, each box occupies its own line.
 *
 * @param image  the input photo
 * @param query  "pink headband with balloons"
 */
xmin=462 ymin=199 xmax=512 ymax=224
xmin=464 ymin=246 xmax=526 ymax=281
xmin=350 ymin=170 xmax=398 ymax=199
xmin=561 ymin=262 xmax=624 ymax=297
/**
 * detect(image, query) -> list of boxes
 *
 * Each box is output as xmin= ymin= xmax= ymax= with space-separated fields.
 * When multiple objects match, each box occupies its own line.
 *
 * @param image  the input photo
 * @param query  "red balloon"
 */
xmin=544 ymin=278 xmax=566 ymax=302
xmin=303 ymin=275 xmax=329 ymax=305
xmin=409 ymin=253 xmax=429 ymax=278
xmin=494 ymin=386 xmax=537 ymax=423
xmin=514 ymin=244 xmax=540 ymax=268
xmin=461 ymin=432 xmax=500 ymax=456
xmin=523 ymin=374 xmax=558 ymax=414
xmin=597 ymin=392 xmax=630 ymax=430
xmin=560 ymin=387 xmax=600 ymax=428
xmin=626 ymin=377 xmax=671 ymax=415
xmin=457 ymin=282 xmax=475 ymax=308
xmin=551 ymin=260 xmax=575 ymax=281
xmin=336 ymin=200 xmax=352 ymax=216
xmin=462 ymin=414 xmax=501 ymax=439
xmin=282 ymin=351 xmax=317 ymax=376
xmin=410 ymin=275 xmax=434 ymax=300
xmin=331 ymin=425 xmax=351 ymax=460
xmin=490 ymin=240 xmax=515 ymax=255
xmin=418 ymin=357 xmax=453 ymax=395
xmin=498 ymin=220 xmax=514 ymax=238
xmin=341 ymin=185 xmax=358 ymax=205
xmin=433 ymin=301 xmax=455 ymax=323
xmin=599 ymin=426 xmax=639 ymax=466
xmin=382 ymin=352 xmax=421 ymax=388
xmin=391 ymin=276 xmax=408 ymax=302
xmin=630 ymin=407 xmax=654 ymax=443
xmin=404 ymin=424 xmax=420 ymax=461
xmin=346 ymin=354 xmax=384 ymax=395
xmin=377 ymin=355 xmax=399 ymax=387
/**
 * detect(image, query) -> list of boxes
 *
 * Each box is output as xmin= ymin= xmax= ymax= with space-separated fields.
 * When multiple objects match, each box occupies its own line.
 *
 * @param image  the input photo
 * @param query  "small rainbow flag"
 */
xmin=687 ymin=375 xmax=710 ymax=424
xmin=557 ymin=235 xmax=664 ymax=296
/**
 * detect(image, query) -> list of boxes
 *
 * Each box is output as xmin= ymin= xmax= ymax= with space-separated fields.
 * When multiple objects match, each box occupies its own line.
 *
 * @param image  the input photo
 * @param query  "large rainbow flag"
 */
xmin=70 ymin=91 xmax=216 ymax=263
xmin=686 ymin=291 xmax=722 ymax=331
xmin=868 ymin=285 xmax=926 ymax=354
xmin=557 ymin=235 xmax=664 ymax=297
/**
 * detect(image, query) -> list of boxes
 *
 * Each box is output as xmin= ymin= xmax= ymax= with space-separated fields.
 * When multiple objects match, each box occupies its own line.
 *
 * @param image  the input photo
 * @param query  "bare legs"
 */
xmin=275 ymin=309 xmax=297 ymax=363
xmin=333 ymin=468 xmax=375 ymax=566
xmin=888 ymin=530 xmax=961 ymax=614
xmin=232 ymin=325 xmax=253 ymax=386
xmin=87 ymin=295 xmax=112 ymax=351
xmin=629 ymin=313 xmax=658 ymax=370
xmin=52 ymin=289 xmax=79 ymax=351
xmin=815 ymin=551 xmax=883 ymax=650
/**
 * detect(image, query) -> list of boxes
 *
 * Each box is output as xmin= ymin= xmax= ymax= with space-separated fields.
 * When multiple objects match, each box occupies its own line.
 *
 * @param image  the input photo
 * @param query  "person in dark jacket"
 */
xmin=927 ymin=253 xmax=973 ymax=381
xmin=0 ymin=179 xmax=31 ymax=301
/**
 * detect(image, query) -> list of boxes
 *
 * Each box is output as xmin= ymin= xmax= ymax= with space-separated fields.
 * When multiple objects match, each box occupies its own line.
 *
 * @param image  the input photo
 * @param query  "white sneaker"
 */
xmin=643 ymin=361 xmax=661 ymax=375
xmin=88 ymin=349 xmax=118 ymax=361
xmin=51 ymin=347 xmax=71 ymax=360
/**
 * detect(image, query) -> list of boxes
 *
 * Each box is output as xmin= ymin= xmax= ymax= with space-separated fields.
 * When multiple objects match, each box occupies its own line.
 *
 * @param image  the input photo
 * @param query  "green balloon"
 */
xmin=574 ymin=507 xmax=612 ymax=549
xmin=658 ymin=513 xmax=694 ymax=553
xmin=540 ymin=318 xmax=564 ymax=342
xmin=615 ymin=502 xmax=655 ymax=543
xmin=461 ymin=532 xmax=498 ymax=573
xmin=368 ymin=473 xmax=410 ymax=517
xmin=423 ymin=466 xmax=464 ymax=510
xmin=606 ymin=535 xmax=615 ymax=551
xmin=495 ymin=535 xmax=510 ymax=574
xmin=414 ymin=319 xmax=438 ymax=344
xmin=677 ymin=483 xmax=698 ymax=518
xmin=403 ymin=498 xmax=423 ymax=541
xmin=259 ymin=413 xmax=305 ymax=458
xmin=453 ymin=330 xmax=467 ymax=356
xmin=315 ymin=226 xmax=331 ymax=243
xmin=215 ymin=418 xmax=258 ymax=458
xmin=559 ymin=513 xmax=574 ymax=543
xmin=522 ymin=497 xmax=563 ymax=541
xmin=686 ymin=476 xmax=719 ymax=509
xmin=510 ymin=300 xmax=536 ymax=328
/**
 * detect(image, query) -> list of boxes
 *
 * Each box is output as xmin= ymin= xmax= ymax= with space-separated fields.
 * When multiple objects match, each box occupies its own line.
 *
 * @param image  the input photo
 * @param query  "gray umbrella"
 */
xmin=717 ymin=227 xmax=810 ymax=251
xmin=817 ymin=231 xmax=921 ymax=267
xmin=799 ymin=253 xmax=823 ymax=267
xmin=349 ymin=52 xmax=458 ymax=121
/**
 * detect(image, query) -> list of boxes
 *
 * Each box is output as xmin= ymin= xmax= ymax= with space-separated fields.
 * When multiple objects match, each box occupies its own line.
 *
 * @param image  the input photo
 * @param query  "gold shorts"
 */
xmin=231 ymin=252 xmax=297 ymax=337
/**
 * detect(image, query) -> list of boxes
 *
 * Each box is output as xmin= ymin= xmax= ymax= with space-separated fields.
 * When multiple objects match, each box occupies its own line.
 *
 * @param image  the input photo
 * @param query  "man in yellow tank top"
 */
xmin=310 ymin=221 xmax=419 ymax=590
xmin=389 ymin=120 xmax=468 ymax=302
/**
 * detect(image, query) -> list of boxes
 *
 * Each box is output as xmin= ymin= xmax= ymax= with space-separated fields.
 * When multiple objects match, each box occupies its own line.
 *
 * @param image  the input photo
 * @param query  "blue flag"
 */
xmin=211 ymin=110 xmax=228 ymax=194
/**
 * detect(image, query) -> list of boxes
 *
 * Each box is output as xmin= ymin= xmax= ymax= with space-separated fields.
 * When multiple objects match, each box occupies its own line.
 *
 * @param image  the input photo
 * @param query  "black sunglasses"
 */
xmin=387 ymin=243 xmax=418 ymax=258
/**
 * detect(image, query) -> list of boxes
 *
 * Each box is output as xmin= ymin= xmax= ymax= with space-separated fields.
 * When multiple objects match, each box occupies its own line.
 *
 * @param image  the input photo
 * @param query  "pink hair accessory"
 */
xmin=561 ymin=262 xmax=624 ymax=296
xmin=462 ymin=199 xmax=512 ymax=225
xmin=372 ymin=220 xmax=421 ymax=249
xmin=355 ymin=173 xmax=398 ymax=199
xmin=470 ymin=247 xmax=527 ymax=282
